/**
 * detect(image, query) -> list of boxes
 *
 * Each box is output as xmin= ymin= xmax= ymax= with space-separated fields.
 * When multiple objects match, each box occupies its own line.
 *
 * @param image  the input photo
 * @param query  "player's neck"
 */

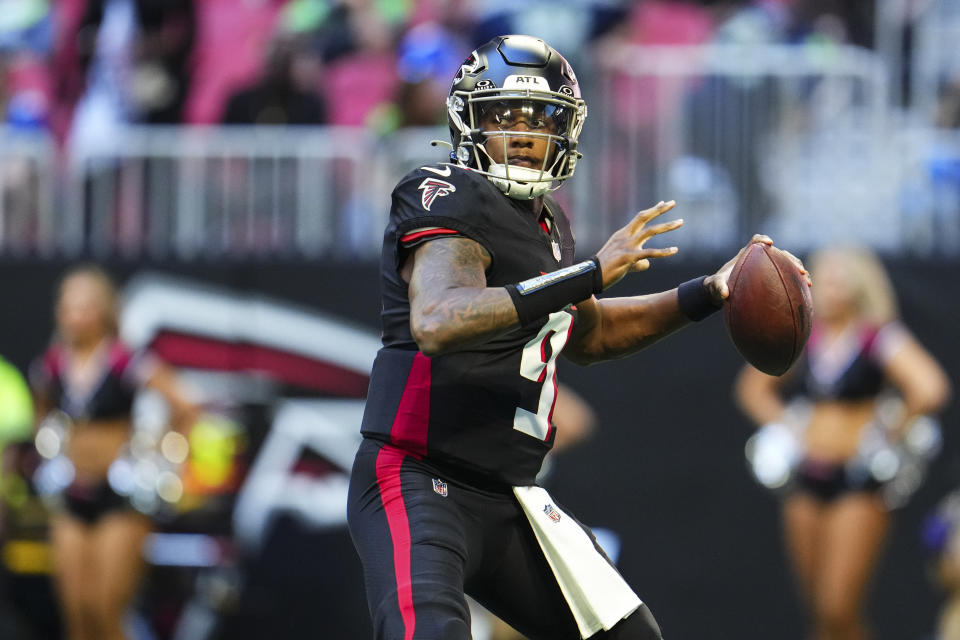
xmin=520 ymin=196 xmax=544 ymax=219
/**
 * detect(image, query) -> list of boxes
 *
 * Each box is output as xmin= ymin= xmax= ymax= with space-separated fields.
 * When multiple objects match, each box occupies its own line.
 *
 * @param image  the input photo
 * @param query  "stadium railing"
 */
xmin=1 ymin=44 xmax=958 ymax=259
xmin=584 ymin=43 xmax=895 ymax=254
xmin=63 ymin=126 xmax=386 ymax=260
xmin=0 ymin=127 xmax=56 ymax=255
xmin=59 ymin=125 xmax=464 ymax=260
xmin=896 ymin=126 xmax=960 ymax=255
xmin=909 ymin=0 xmax=960 ymax=124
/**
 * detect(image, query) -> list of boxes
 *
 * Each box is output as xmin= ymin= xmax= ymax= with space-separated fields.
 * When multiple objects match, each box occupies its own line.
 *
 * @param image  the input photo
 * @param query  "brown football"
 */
xmin=723 ymin=243 xmax=813 ymax=376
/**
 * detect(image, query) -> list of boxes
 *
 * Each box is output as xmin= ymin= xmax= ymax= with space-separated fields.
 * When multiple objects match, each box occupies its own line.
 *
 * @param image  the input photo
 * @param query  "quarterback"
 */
xmin=347 ymin=34 xmax=803 ymax=640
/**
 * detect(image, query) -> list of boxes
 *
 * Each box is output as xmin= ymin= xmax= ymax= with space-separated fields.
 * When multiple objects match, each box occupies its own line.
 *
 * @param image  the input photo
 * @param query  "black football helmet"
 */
xmin=446 ymin=35 xmax=587 ymax=199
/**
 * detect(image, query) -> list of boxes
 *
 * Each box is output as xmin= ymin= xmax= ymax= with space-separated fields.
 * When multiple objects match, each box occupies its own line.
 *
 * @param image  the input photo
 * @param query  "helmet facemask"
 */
xmin=447 ymin=87 xmax=586 ymax=199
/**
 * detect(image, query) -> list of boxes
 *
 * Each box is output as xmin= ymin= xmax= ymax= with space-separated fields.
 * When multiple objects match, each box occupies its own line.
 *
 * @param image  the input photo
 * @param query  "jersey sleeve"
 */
xmin=390 ymin=165 xmax=498 ymax=260
xmin=398 ymin=226 xmax=463 ymax=251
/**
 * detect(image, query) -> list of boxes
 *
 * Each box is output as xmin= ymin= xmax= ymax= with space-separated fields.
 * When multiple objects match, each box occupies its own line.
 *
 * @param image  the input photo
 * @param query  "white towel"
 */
xmin=513 ymin=486 xmax=642 ymax=638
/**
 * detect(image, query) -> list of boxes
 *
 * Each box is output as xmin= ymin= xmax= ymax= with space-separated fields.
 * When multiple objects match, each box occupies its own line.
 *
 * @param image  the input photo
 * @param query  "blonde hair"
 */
xmin=808 ymin=246 xmax=899 ymax=325
xmin=56 ymin=264 xmax=120 ymax=337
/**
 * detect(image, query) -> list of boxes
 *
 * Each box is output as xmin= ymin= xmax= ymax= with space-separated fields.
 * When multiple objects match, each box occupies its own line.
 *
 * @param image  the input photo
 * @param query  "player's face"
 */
xmin=56 ymin=274 xmax=113 ymax=344
xmin=478 ymin=100 xmax=559 ymax=169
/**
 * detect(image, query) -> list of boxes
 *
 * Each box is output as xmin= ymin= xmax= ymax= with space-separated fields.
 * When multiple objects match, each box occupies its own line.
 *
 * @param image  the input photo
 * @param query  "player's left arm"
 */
xmin=564 ymin=234 xmax=800 ymax=364
xmin=564 ymin=287 xmax=703 ymax=364
xmin=555 ymin=201 xmax=695 ymax=363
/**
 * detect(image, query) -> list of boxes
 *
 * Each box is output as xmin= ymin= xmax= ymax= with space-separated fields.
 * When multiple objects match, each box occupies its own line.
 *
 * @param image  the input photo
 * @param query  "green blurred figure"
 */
xmin=0 ymin=356 xmax=33 ymax=447
xmin=0 ymin=354 xmax=48 ymax=640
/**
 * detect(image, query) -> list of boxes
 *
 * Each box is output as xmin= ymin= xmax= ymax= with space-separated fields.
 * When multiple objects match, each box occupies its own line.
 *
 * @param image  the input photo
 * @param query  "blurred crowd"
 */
xmin=3 ymin=0 xmax=959 ymax=260
xmin=0 ymin=0 xmax=942 ymax=141
xmin=0 ymin=0 xmax=958 ymax=261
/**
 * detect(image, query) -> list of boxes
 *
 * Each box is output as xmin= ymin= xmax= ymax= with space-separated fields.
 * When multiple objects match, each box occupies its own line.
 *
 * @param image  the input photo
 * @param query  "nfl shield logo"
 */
xmin=551 ymin=240 xmax=562 ymax=262
xmin=432 ymin=478 xmax=448 ymax=497
xmin=543 ymin=504 xmax=561 ymax=523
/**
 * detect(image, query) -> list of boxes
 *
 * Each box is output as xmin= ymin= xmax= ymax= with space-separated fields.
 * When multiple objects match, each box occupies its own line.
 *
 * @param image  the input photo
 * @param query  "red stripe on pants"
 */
xmin=375 ymin=446 xmax=416 ymax=640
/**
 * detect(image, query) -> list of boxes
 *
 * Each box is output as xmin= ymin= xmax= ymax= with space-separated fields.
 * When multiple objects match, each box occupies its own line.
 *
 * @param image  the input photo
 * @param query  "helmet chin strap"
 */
xmin=474 ymin=136 xmax=566 ymax=200
xmin=487 ymin=164 xmax=553 ymax=199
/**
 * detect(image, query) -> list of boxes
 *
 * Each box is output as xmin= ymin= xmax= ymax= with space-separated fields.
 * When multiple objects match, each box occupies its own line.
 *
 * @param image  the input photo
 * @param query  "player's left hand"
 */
xmin=704 ymin=235 xmax=813 ymax=305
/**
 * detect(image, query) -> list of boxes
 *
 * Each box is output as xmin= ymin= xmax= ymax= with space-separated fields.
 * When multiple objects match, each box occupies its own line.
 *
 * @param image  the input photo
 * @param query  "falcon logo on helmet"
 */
xmin=453 ymin=53 xmax=482 ymax=84
xmin=445 ymin=35 xmax=588 ymax=200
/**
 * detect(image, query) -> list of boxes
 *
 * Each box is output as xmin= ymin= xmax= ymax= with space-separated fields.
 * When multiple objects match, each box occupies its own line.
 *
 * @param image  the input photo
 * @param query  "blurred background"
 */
xmin=0 ymin=0 xmax=958 ymax=639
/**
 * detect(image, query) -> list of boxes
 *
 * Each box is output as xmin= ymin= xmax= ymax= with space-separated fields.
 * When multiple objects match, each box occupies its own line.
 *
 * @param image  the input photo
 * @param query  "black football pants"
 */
xmin=347 ymin=438 xmax=663 ymax=640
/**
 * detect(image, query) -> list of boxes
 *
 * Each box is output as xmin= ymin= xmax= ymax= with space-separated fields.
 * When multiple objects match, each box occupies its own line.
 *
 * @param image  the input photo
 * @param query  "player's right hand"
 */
xmin=595 ymin=200 xmax=683 ymax=291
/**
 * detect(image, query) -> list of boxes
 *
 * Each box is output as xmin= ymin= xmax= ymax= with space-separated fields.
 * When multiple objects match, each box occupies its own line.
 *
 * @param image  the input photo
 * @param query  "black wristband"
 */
xmin=677 ymin=276 xmax=721 ymax=321
xmin=506 ymin=257 xmax=603 ymax=327
xmin=588 ymin=254 xmax=604 ymax=293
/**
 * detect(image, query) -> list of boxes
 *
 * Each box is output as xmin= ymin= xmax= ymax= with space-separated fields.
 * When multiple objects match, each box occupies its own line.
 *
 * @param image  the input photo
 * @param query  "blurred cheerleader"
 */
xmin=29 ymin=265 xmax=196 ymax=640
xmin=735 ymin=247 xmax=951 ymax=640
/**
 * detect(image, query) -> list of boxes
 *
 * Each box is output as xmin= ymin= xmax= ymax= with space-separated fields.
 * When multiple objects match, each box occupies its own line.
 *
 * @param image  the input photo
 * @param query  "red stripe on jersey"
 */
xmin=400 ymin=228 xmax=460 ymax=245
xmin=390 ymin=352 xmax=431 ymax=456
xmin=537 ymin=331 xmax=555 ymax=383
xmin=545 ymin=318 xmax=576 ymax=442
xmin=375 ymin=446 xmax=416 ymax=640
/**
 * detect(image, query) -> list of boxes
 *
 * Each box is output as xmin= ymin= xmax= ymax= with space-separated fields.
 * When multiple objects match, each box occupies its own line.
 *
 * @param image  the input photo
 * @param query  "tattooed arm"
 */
xmin=401 ymin=200 xmax=685 ymax=357
xmin=403 ymin=237 xmax=519 ymax=355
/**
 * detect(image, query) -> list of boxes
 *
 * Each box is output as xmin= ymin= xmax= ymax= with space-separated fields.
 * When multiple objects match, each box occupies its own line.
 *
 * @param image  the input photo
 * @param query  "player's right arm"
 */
xmin=404 ymin=200 xmax=685 ymax=356
xmin=405 ymin=236 xmax=521 ymax=355
xmin=404 ymin=197 xmax=689 ymax=356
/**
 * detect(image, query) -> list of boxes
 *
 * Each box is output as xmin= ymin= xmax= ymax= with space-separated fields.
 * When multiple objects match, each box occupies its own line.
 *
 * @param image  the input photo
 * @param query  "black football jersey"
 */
xmin=361 ymin=163 xmax=581 ymax=485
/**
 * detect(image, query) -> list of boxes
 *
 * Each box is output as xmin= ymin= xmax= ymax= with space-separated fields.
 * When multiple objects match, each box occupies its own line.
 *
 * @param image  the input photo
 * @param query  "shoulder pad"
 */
xmin=393 ymin=163 xmax=491 ymax=216
xmin=396 ymin=162 xmax=482 ymax=189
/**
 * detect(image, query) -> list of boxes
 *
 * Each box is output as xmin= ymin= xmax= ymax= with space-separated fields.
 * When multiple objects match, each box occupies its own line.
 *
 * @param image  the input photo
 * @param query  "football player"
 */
xmin=347 ymin=34 xmax=803 ymax=640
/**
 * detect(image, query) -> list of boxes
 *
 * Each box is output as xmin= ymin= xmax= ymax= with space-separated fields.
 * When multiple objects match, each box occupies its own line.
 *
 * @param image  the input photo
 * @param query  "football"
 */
xmin=724 ymin=243 xmax=813 ymax=376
